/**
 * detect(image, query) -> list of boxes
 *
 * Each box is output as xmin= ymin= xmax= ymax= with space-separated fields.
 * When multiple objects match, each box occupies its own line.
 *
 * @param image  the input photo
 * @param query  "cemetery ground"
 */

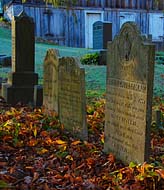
xmin=0 ymin=25 xmax=164 ymax=189
xmin=0 ymin=96 xmax=163 ymax=190
xmin=3 ymin=103 xmax=164 ymax=188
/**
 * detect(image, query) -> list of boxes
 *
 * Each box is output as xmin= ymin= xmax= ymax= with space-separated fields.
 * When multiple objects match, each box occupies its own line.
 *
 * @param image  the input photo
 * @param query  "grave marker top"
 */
xmin=12 ymin=12 xmax=35 ymax=72
xmin=104 ymin=22 xmax=155 ymax=164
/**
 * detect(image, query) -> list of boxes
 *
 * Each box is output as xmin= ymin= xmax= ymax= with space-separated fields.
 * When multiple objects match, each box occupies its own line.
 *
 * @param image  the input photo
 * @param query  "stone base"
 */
xmin=8 ymin=72 xmax=38 ymax=86
xmin=2 ymin=83 xmax=35 ymax=105
xmin=34 ymin=85 xmax=43 ymax=107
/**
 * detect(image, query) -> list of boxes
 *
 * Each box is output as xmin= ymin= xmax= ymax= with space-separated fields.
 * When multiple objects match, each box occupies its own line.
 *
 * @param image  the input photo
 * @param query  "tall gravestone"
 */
xmin=43 ymin=49 xmax=59 ymax=111
xmin=104 ymin=22 xmax=155 ymax=164
xmin=2 ymin=12 xmax=38 ymax=105
xmin=58 ymin=57 xmax=88 ymax=140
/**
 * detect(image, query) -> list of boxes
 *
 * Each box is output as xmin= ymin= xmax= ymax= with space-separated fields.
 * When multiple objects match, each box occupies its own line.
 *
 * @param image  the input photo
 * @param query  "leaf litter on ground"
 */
xmin=0 ymin=97 xmax=164 ymax=189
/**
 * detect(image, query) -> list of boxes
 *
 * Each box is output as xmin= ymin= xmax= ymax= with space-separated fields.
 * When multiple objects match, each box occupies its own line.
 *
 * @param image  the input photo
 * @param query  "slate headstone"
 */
xmin=2 ymin=12 xmax=38 ymax=105
xmin=104 ymin=22 xmax=155 ymax=164
xmin=58 ymin=57 xmax=88 ymax=140
xmin=12 ymin=12 xmax=34 ymax=72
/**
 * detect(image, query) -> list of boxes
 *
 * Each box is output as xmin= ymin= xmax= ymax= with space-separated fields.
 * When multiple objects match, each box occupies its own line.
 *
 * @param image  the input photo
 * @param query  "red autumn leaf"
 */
xmin=40 ymin=130 xmax=49 ymax=137
xmin=44 ymin=137 xmax=53 ymax=145
xmin=156 ymin=169 xmax=164 ymax=179
xmin=0 ymin=162 xmax=7 ymax=167
xmin=64 ymin=174 xmax=70 ymax=180
xmin=2 ymin=135 xmax=13 ymax=142
xmin=107 ymin=153 xmax=115 ymax=163
xmin=75 ymin=176 xmax=83 ymax=183
xmin=86 ymin=158 xmax=95 ymax=168
xmin=27 ymin=138 xmax=38 ymax=146
xmin=75 ymin=163 xmax=85 ymax=170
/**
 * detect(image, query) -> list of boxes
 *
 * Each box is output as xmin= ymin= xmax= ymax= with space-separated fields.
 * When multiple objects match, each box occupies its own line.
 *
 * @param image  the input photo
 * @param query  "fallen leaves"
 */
xmin=0 ymin=98 xmax=163 ymax=189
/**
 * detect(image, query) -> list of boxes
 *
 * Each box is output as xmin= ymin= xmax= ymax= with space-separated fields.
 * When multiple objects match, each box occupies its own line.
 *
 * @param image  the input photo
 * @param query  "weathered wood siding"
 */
xmin=20 ymin=2 xmax=164 ymax=49
xmin=24 ymin=5 xmax=86 ymax=47
xmin=23 ymin=0 xmax=164 ymax=10
xmin=79 ymin=0 xmax=164 ymax=10
xmin=3 ymin=0 xmax=164 ymax=10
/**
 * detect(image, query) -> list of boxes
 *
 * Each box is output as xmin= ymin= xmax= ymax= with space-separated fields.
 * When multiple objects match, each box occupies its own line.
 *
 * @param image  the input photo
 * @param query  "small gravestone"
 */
xmin=104 ymin=22 xmax=155 ymax=164
xmin=58 ymin=57 xmax=88 ymax=140
xmin=93 ymin=21 xmax=112 ymax=49
xmin=2 ymin=12 xmax=38 ymax=105
xmin=43 ymin=49 xmax=59 ymax=111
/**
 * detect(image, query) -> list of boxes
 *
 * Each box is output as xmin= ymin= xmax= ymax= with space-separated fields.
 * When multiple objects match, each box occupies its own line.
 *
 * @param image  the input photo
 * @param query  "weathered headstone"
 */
xmin=104 ymin=22 xmax=155 ymax=164
xmin=58 ymin=57 xmax=88 ymax=140
xmin=43 ymin=49 xmax=59 ymax=111
xmin=2 ymin=12 xmax=38 ymax=105
xmin=93 ymin=21 xmax=112 ymax=49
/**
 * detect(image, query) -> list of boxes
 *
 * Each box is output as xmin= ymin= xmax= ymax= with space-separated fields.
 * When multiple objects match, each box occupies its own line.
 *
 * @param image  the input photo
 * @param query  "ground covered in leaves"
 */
xmin=0 ymin=97 xmax=164 ymax=190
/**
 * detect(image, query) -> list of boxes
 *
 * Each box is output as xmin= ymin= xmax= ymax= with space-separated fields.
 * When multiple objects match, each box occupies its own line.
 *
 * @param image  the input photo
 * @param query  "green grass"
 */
xmin=0 ymin=26 xmax=164 ymax=98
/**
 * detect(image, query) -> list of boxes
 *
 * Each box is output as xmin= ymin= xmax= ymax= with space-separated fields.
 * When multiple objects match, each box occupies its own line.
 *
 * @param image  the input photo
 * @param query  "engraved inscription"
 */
xmin=105 ymin=78 xmax=147 ymax=162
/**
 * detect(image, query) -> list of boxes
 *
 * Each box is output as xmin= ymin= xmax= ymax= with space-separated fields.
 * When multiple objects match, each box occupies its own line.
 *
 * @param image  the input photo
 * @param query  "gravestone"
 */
xmin=104 ymin=22 xmax=155 ymax=164
xmin=43 ymin=49 xmax=59 ymax=111
xmin=93 ymin=21 xmax=112 ymax=49
xmin=2 ymin=12 xmax=38 ymax=105
xmin=58 ymin=57 xmax=88 ymax=140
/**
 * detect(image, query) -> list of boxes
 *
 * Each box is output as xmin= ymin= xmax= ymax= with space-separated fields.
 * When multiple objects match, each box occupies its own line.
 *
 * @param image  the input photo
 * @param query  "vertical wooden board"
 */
xmin=149 ymin=13 xmax=164 ymax=41
xmin=109 ymin=11 xmax=117 ymax=38
xmin=35 ymin=8 xmax=41 ymax=36
xmin=140 ymin=12 xmax=148 ymax=34
xmin=69 ymin=10 xmax=74 ymax=47
xmin=124 ymin=0 xmax=129 ymax=8
xmin=105 ymin=0 xmax=111 ymax=7
xmin=75 ymin=10 xmax=80 ymax=46
xmin=81 ymin=11 xmax=85 ymax=47
xmin=40 ymin=7 xmax=44 ymax=37
xmin=111 ymin=0 xmax=116 ymax=8
xmin=43 ymin=10 xmax=48 ymax=36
